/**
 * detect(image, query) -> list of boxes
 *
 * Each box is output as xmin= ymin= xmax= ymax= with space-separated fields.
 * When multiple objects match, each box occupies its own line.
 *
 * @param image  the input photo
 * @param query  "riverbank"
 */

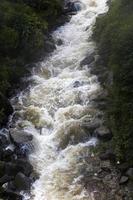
xmin=0 ymin=0 xmax=70 ymax=127
xmin=0 ymin=1 xmax=73 ymax=199
xmin=91 ymin=0 xmax=133 ymax=198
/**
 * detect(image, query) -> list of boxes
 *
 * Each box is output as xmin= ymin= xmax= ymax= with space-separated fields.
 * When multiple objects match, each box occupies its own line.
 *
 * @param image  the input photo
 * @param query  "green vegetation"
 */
xmin=94 ymin=0 xmax=133 ymax=164
xmin=0 ymin=0 xmax=63 ymax=125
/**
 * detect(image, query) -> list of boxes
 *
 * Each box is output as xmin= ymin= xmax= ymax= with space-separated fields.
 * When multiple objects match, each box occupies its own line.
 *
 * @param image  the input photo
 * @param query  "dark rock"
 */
xmin=56 ymin=39 xmax=63 ymax=46
xmin=3 ymin=148 xmax=14 ymax=161
xmin=0 ymin=161 xmax=5 ymax=178
xmin=14 ymin=172 xmax=31 ymax=191
xmin=5 ymin=162 xmax=22 ymax=176
xmin=0 ymin=93 xmax=13 ymax=126
xmin=99 ymin=150 xmax=116 ymax=161
xmin=44 ymin=40 xmax=56 ymax=53
xmin=15 ymin=159 xmax=33 ymax=176
xmin=10 ymin=130 xmax=33 ymax=145
xmin=73 ymin=81 xmax=82 ymax=88
xmin=119 ymin=176 xmax=129 ymax=185
xmin=0 ymin=146 xmax=3 ymax=160
xmin=7 ymin=181 xmax=16 ymax=191
xmin=64 ymin=1 xmax=83 ymax=13
xmin=95 ymin=126 xmax=112 ymax=141
xmin=1 ymin=189 xmax=23 ymax=200
xmin=82 ymin=120 xmax=101 ymax=135
xmin=0 ymin=175 xmax=14 ymax=186
xmin=80 ymin=53 xmax=95 ymax=67
xmin=117 ymin=163 xmax=130 ymax=172
xmin=126 ymin=168 xmax=133 ymax=180
xmin=0 ymin=134 xmax=10 ymax=147
xmin=4 ymin=159 xmax=33 ymax=177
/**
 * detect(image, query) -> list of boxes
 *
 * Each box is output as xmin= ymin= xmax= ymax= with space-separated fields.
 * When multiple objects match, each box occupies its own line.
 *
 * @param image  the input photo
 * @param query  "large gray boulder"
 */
xmin=10 ymin=130 xmax=33 ymax=145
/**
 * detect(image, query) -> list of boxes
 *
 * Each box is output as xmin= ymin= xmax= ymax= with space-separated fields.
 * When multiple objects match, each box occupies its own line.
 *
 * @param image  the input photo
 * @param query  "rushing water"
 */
xmin=10 ymin=0 xmax=108 ymax=199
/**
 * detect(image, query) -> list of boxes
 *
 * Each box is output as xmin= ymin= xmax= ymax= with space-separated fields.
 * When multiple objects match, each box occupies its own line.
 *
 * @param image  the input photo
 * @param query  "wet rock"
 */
xmin=0 ymin=161 xmax=5 ymax=178
xmin=117 ymin=163 xmax=130 ymax=173
xmin=95 ymin=126 xmax=112 ymax=141
xmin=82 ymin=119 xmax=101 ymax=135
xmin=3 ymin=148 xmax=14 ymax=161
xmin=5 ymin=162 xmax=21 ymax=176
xmin=0 ymin=134 xmax=10 ymax=147
xmin=14 ymin=172 xmax=31 ymax=191
xmin=0 ymin=146 xmax=4 ymax=160
xmin=64 ymin=1 xmax=83 ymax=13
xmin=0 ymin=175 xmax=14 ymax=186
xmin=1 ymin=189 xmax=23 ymax=200
xmin=73 ymin=81 xmax=81 ymax=88
xmin=119 ymin=176 xmax=129 ymax=185
xmin=10 ymin=130 xmax=33 ymax=145
xmin=99 ymin=149 xmax=115 ymax=161
xmin=15 ymin=159 xmax=33 ymax=176
xmin=56 ymin=39 xmax=63 ymax=46
xmin=44 ymin=40 xmax=56 ymax=53
xmin=126 ymin=168 xmax=133 ymax=180
xmin=80 ymin=53 xmax=95 ymax=67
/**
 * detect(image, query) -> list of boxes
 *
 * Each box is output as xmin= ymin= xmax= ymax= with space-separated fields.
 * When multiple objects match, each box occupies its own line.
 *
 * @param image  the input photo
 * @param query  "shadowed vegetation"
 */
xmin=0 ymin=0 xmax=63 ymax=125
xmin=94 ymin=0 xmax=133 ymax=164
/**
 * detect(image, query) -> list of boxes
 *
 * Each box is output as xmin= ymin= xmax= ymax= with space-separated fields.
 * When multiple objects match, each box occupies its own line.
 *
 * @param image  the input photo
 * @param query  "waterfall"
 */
xmin=10 ymin=0 xmax=108 ymax=199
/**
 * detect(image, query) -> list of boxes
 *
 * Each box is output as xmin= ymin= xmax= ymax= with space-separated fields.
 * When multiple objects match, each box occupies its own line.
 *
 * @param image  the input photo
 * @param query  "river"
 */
xmin=10 ymin=0 xmax=108 ymax=199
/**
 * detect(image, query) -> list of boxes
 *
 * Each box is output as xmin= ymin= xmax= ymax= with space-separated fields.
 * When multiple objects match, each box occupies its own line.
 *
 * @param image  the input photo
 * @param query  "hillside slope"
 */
xmin=94 ymin=0 xmax=133 ymax=164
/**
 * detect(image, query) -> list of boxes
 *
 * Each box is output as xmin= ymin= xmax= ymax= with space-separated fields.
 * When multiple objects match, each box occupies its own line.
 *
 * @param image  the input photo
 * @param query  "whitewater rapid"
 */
xmin=10 ymin=0 xmax=108 ymax=199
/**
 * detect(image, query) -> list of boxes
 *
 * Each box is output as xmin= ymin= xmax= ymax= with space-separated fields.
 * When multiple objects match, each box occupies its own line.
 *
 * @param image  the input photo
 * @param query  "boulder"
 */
xmin=0 ymin=175 xmax=14 ymax=186
xmin=0 ymin=161 xmax=5 ymax=178
xmin=14 ymin=172 xmax=31 ymax=191
xmin=5 ymin=162 xmax=22 ymax=176
xmin=56 ymin=39 xmax=63 ymax=46
xmin=0 ymin=147 xmax=3 ymax=160
xmin=80 ymin=53 xmax=95 ymax=67
xmin=117 ymin=162 xmax=130 ymax=172
xmin=82 ymin=119 xmax=101 ymax=135
xmin=95 ymin=126 xmax=112 ymax=141
xmin=73 ymin=81 xmax=81 ymax=88
xmin=10 ymin=130 xmax=33 ymax=145
xmin=0 ymin=134 xmax=10 ymax=147
xmin=126 ymin=168 xmax=133 ymax=180
xmin=99 ymin=150 xmax=116 ymax=161
xmin=119 ymin=176 xmax=129 ymax=185
xmin=1 ymin=189 xmax=23 ymax=200
xmin=44 ymin=40 xmax=56 ymax=53
xmin=3 ymin=149 xmax=14 ymax=160
xmin=15 ymin=159 xmax=33 ymax=176
xmin=64 ymin=1 xmax=83 ymax=13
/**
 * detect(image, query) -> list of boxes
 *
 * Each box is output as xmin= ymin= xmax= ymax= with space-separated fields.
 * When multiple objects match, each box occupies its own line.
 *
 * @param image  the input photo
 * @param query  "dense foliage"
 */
xmin=0 ymin=0 xmax=63 ymax=125
xmin=0 ymin=0 xmax=63 ymax=95
xmin=94 ymin=0 xmax=133 ymax=164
